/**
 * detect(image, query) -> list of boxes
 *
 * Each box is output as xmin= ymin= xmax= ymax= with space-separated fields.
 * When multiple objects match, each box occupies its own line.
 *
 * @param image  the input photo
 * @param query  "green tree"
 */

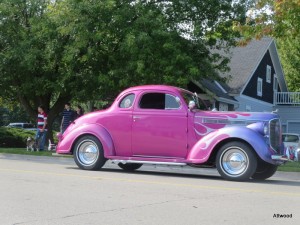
xmin=0 ymin=0 xmax=72 ymax=139
xmin=50 ymin=0 xmax=248 ymax=94
xmin=277 ymin=37 xmax=300 ymax=91
xmin=235 ymin=0 xmax=300 ymax=91
xmin=0 ymin=0 xmax=247 ymax=139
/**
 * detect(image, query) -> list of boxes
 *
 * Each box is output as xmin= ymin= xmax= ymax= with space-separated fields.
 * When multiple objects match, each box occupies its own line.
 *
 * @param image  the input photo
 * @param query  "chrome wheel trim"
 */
xmin=220 ymin=147 xmax=249 ymax=177
xmin=77 ymin=140 xmax=99 ymax=166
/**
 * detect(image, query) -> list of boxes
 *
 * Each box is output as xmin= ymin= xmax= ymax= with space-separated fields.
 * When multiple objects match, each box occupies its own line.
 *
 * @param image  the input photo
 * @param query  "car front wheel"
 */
xmin=216 ymin=141 xmax=257 ymax=181
xmin=74 ymin=135 xmax=106 ymax=170
xmin=251 ymin=160 xmax=278 ymax=180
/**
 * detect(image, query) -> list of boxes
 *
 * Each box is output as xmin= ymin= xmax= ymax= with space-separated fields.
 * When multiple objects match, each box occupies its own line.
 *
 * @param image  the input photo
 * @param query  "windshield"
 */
xmin=181 ymin=90 xmax=207 ymax=110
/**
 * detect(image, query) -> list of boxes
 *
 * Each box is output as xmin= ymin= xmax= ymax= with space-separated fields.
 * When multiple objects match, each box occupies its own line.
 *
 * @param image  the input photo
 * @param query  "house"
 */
xmin=187 ymin=78 xmax=239 ymax=111
xmin=189 ymin=37 xmax=300 ymax=133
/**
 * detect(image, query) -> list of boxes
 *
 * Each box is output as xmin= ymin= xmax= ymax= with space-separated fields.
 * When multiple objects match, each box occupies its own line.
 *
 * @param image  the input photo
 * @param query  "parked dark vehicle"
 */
xmin=7 ymin=123 xmax=36 ymax=131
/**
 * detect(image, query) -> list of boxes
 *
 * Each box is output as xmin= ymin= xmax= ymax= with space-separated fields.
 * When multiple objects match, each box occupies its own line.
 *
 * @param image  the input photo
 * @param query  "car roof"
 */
xmin=115 ymin=85 xmax=194 ymax=103
xmin=123 ymin=85 xmax=181 ymax=93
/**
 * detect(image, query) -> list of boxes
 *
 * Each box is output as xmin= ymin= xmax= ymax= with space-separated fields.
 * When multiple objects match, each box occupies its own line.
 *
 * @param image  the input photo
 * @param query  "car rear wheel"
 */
xmin=74 ymin=135 xmax=106 ymax=170
xmin=251 ymin=160 xmax=278 ymax=180
xmin=216 ymin=141 xmax=257 ymax=181
xmin=118 ymin=163 xmax=143 ymax=171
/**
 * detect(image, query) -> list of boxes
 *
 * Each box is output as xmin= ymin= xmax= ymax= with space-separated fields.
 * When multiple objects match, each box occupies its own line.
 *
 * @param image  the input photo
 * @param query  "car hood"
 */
xmin=193 ymin=111 xmax=279 ymax=136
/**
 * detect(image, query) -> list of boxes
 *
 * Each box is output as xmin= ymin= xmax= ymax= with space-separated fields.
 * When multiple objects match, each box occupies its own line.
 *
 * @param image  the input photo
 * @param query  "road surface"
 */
xmin=0 ymin=153 xmax=299 ymax=225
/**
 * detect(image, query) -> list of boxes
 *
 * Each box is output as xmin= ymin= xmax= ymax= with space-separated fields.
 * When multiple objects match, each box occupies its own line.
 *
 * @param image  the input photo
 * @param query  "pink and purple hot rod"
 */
xmin=56 ymin=85 xmax=287 ymax=181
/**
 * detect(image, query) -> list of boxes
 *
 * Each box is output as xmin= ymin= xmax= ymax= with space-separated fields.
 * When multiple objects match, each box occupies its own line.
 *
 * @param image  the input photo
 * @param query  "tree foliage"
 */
xmin=235 ymin=0 xmax=300 ymax=91
xmin=276 ymin=37 xmax=300 ymax=91
xmin=0 ymin=0 xmax=247 ymax=137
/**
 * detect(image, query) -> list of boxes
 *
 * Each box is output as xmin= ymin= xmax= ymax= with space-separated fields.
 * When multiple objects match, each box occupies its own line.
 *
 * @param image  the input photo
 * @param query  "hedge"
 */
xmin=0 ymin=127 xmax=37 ymax=148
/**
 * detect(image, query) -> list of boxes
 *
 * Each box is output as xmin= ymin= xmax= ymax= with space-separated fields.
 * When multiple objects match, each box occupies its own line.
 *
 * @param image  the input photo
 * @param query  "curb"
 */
xmin=51 ymin=153 xmax=73 ymax=158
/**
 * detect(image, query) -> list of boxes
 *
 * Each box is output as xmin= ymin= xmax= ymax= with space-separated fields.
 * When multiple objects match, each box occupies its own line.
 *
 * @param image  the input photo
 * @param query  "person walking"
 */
xmin=35 ymin=105 xmax=47 ymax=151
xmin=75 ymin=105 xmax=84 ymax=119
xmin=60 ymin=103 xmax=75 ymax=134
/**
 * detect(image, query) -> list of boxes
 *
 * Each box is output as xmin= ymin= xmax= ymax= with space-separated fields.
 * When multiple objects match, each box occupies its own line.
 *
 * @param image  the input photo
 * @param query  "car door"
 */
xmin=131 ymin=91 xmax=188 ymax=158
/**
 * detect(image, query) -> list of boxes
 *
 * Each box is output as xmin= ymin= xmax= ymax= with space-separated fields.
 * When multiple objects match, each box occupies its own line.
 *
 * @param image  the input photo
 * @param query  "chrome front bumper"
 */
xmin=272 ymin=150 xmax=300 ymax=162
xmin=271 ymin=155 xmax=289 ymax=161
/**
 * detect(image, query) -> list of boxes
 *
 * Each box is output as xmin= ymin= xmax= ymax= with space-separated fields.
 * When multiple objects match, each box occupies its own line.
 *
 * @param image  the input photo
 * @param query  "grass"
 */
xmin=0 ymin=148 xmax=299 ymax=172
xmin=278 ymin=161 xmax=300 ymax=172
xmin=0 ymin=148 xmax=54 ymax=156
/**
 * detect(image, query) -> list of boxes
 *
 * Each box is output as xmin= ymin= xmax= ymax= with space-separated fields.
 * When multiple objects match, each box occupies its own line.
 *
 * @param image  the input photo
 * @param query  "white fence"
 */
xmin=274 ymin=92 xmax=300 ymax=105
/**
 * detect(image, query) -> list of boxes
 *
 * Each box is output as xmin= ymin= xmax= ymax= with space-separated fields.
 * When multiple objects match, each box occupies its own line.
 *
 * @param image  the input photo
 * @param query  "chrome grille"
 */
xmin=269 ymin=119 xmax=281 ymax=153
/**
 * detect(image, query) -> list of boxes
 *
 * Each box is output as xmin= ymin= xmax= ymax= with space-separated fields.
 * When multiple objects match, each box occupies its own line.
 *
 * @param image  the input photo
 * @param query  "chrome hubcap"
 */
xmin=220 ymin=147 xmax=249 ymax=177
xmin=77 ymin=140 xmax=99 ymax=165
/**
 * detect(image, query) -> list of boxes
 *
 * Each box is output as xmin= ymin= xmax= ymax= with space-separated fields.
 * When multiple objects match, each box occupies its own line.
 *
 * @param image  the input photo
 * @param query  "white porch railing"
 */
xmin=274 ymin=92 xmax=300 ymax=105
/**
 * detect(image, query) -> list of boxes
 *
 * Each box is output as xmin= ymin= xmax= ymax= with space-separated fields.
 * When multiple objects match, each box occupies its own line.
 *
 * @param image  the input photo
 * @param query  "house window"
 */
xmin=257 ymin=78 xmax=263 ymax=97
xmin=273 ymin=74 xmax=278 ymax=92
xmin=266 ymin=65 xmax=271 ymax=83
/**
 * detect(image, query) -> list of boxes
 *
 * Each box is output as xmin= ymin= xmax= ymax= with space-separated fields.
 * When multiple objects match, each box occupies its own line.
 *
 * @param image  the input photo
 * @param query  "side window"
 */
xmin=119 ymin=94 xmax=135 ymax=108
xmin=165 ymin=94 xmax=180 ymax=109
xmin=139 ymin=93 xmax=180 ymax=110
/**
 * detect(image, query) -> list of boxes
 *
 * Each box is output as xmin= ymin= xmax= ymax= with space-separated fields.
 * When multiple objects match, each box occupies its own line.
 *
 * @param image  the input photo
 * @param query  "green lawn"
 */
xmin=0 ymin=148 xmax=53 ymax=156
xmin=277 ymin=161 xmax=300 ymax=172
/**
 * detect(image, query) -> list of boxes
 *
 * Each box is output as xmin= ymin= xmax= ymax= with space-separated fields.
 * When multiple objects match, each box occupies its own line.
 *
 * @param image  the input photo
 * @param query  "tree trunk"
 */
xmin=19 ymin=93 xmax=71 ymax=142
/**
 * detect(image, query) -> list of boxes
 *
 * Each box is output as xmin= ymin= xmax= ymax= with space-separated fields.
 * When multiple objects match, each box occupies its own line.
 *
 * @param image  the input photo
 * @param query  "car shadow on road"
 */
xmin=65 ymin=166 xmax=300 ymax=186
xmin=250 ymin=179 xmax=300 ymax=187
xmin=65 ymin=166 xmax=224 ymax=181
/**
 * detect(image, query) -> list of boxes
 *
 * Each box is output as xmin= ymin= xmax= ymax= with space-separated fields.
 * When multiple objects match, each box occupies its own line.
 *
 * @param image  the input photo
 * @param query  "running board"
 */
xmin=111 ymin=159 xmax=187 ymax=166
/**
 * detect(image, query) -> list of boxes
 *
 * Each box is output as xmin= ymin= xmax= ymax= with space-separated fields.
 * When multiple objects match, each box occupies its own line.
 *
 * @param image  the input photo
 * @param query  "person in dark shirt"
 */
xmin=75 ymin=105 xmax=84 ymax=119
xmin=60 ymin=103 xmax=75 ymax=134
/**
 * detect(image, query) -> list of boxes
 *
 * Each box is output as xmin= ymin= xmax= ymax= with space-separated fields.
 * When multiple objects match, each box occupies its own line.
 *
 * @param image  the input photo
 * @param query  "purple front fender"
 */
xmin=187 ymin=126 xmax=274 ymax=164
xmin=56 ymin=124 xmax=115 ymax=158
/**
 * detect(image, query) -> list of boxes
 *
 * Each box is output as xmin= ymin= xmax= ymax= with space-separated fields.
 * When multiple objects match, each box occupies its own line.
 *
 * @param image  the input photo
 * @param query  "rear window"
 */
xmin=119 ymin=94 xmax=135 ymax=108
xmin=282 ymin=134 xmax=299 ymax=142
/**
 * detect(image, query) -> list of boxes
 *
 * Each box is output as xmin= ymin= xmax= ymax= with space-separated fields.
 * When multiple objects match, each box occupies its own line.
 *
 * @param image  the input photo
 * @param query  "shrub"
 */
xmin=0 ymin=127 xmax=36 ymax=147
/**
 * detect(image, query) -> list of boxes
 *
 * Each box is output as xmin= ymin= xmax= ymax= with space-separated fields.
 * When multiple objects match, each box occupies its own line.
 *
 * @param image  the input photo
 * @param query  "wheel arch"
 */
xmin=187 ymin=126 xmax=270 ymax=164
xmin=208 ymin=137 xmax=258 ymax=165
xmin=59 ymin=124 xmax=115 ymax=157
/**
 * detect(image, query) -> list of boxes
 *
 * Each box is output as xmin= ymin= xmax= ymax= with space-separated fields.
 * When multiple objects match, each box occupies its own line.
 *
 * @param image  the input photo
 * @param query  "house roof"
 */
xmin=193 ymin=38 xmax=288 ymax=106
xmin=195 ymin=79 xmax=238 ymax=104
xmin=220 ymin=37 xmax=274 ymax=94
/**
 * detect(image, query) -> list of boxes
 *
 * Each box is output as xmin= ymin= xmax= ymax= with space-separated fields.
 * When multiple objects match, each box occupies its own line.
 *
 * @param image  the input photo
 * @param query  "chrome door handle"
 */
xmin=133 ymin=116 xmax=141 ymax=121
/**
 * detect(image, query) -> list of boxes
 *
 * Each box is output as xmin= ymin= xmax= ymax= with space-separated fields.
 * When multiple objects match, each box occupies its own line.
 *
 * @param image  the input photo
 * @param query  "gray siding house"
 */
xmin=189 ymin=37 xmax=300 ymax=133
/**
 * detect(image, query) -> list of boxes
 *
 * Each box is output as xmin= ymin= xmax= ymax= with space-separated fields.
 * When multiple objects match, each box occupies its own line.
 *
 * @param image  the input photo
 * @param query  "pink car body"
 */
xmin=57 ymin=85 xmax=286 ymax=181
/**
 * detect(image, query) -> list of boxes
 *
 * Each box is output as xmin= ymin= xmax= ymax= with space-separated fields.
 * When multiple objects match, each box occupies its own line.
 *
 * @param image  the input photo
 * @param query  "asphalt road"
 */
xmin=0 ymin=153 xmax=299 ymax=225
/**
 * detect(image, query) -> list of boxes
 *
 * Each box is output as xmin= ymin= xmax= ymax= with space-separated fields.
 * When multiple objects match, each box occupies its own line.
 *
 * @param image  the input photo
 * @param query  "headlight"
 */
xmin=263 ymin=123 xmax=269 ymax=135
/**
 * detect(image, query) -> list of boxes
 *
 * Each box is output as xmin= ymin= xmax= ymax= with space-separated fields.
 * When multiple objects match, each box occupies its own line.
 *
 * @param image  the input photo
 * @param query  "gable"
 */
xmin=242 ymin=50 xmax=275 ymax=104
xmin=220 ymin=37 xmax=273 ymax=94
xmin=219 ymin=37 xmax=288 ymax=95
